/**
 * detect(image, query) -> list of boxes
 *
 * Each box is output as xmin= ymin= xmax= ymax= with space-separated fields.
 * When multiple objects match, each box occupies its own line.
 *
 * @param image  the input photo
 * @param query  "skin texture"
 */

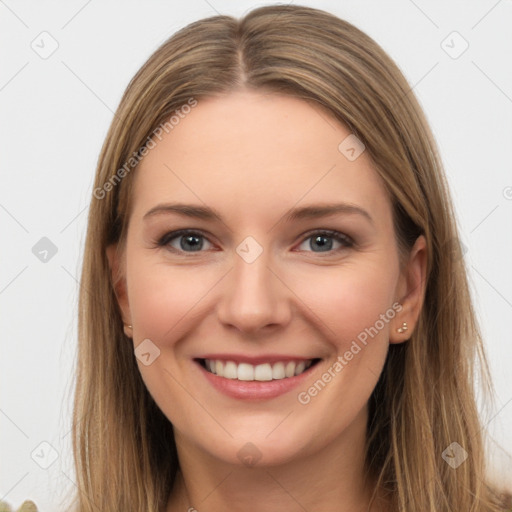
xmin=107 ymin=90 xmax=427 ymax=512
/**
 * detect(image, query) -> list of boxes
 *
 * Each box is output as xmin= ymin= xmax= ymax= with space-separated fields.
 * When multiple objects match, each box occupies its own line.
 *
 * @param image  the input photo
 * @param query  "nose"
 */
xmin=216 ymin=247 xmax=292 ymax=335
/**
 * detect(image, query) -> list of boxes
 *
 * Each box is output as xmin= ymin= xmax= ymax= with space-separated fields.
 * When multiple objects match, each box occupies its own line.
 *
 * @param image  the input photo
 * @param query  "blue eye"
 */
xmin=157 ymin=230 xmax=213 ymax=253
xmin=296 ymin=230 xmax=353 ymax=253
xmin=156 ymin=229 xmax=353 ymax=255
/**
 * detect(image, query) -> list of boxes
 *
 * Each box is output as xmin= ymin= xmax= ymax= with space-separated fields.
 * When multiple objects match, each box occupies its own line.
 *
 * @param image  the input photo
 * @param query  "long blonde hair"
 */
xmin=66 ymin=5 xmax=512 ymax=511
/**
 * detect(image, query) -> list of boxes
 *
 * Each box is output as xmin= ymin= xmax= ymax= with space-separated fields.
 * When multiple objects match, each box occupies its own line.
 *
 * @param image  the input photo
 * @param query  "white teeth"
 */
xmin=285 ymin=361 xmax=295 ymax=378
xmin=294 ymin=361 xmax=306 ymax=376
xmin=254 ymin=363 xmax=273 ymax=381
xmin=223 ymin=361 xmax=238 ymax=379
xmin=237 ymin=363 xmax=254 ymax=381
xmin=272 ymin=362 xmax=286 ymax=380
xmin=203 ymin=359 xmax=314 ymax=381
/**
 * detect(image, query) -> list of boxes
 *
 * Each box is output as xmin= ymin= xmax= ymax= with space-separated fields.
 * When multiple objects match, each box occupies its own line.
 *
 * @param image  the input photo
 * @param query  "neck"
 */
xmin=167 ymin=407 xmax=390 ymax=512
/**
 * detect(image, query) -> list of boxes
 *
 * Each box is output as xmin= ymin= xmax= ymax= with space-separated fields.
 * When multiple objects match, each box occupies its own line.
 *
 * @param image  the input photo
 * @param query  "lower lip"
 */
xmin=197 ymin=361 xmax=319 ymax=400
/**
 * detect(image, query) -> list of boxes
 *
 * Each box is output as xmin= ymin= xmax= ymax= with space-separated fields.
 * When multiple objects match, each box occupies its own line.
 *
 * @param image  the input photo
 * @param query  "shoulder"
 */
xmin=0 ymin=500 xmax=38 ymax=512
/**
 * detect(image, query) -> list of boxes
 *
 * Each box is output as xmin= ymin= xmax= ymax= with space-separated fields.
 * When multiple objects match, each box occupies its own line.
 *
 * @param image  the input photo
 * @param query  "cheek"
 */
xmin=291 ymin=264 xmax=396 ymax=428
xmin=126 ymin=256 xmax=214 ymax=341
xmin=123 ymin=248 xmax=399 ymax=454
xmin=127 ymin=249 xmax=399 ymax=349
xmin=291 ymin=258 xmax=399 ymax=347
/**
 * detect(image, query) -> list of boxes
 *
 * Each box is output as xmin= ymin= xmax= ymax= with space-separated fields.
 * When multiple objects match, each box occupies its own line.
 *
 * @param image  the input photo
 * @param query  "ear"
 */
xmin=106 ymin=243 xmax=133 ymax=338
xmin=389 ymin=234 xmax=428 ymax=344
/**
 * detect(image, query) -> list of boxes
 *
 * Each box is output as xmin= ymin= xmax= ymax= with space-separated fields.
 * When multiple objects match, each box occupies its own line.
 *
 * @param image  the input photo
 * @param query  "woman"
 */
xmin=63 ymin=4 xmax=511 ymax=511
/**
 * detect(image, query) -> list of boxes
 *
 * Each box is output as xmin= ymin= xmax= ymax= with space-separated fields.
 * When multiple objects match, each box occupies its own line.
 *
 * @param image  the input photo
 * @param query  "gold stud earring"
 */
xmin=397 ymin=322 xmax=408 ymax=333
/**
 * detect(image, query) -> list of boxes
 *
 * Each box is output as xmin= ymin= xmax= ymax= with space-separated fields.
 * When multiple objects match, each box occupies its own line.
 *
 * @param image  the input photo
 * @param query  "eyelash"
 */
xmin=155 ymin=229 xmax=354 ymax=256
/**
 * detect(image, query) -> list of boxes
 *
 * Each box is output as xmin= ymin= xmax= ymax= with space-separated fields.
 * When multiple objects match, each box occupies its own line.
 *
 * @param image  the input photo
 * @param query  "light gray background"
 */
xmin=1 ymin=1 xmax=511 ymax=510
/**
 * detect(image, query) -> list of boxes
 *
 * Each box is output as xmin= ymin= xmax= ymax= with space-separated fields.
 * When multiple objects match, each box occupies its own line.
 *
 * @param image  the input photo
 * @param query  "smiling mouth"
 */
xmin=197 ymin=358 xmax=321 ymax=381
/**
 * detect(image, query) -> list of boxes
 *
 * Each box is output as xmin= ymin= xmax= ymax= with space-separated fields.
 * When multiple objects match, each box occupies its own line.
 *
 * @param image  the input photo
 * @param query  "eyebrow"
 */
xmin=143 ymin=202 xmax=373 ymax=225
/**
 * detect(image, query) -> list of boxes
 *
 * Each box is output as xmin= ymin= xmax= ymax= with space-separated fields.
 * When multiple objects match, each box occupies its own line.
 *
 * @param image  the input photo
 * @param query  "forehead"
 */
xmin=132 ymin=91 xmax=391 ymax=227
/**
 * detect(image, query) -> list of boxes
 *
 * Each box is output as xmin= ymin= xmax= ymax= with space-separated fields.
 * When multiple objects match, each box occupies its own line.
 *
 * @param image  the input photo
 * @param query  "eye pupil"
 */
xmin=311 ymin=235 xmax=332 ymax=252
xmin=181 ymin=234 xmax=203 ymax=251
xmin=161 ymin=229 xmax=350 ymax=255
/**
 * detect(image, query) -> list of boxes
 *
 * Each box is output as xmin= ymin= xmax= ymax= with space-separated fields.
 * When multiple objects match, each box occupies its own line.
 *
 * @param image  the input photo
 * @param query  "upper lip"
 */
xmin=196 ymin=354 xmax=319 ymax=365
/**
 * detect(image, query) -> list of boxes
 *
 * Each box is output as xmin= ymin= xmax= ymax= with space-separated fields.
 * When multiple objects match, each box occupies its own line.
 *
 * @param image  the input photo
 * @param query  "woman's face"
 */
xmin=108 ymin=90 xmax=425 ymax=468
